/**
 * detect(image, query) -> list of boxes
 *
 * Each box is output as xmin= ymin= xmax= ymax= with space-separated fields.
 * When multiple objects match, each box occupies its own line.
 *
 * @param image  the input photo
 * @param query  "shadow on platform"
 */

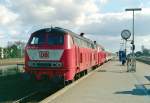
xmin=97 ymin=69 xmax=107 ymax=72
xmin=97 ymin=69 xmax=127 ymax=73
xmin=115 ymin=85 xmax=150 ymax=96
xmin=145 ymin=76 xmax=150 ymax=81
xmin=114 ymin=64 xmax=125 ymax=66
xmin=107 ymin=70 xmax=127 ymax=73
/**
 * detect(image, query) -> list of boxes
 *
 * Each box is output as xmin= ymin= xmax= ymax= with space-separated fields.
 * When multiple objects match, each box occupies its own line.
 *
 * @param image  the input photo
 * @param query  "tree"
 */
xmin=143 ymin=49 xmax=150 ymax=56
xmin=135 ymin=51 xmax=142 ymax=57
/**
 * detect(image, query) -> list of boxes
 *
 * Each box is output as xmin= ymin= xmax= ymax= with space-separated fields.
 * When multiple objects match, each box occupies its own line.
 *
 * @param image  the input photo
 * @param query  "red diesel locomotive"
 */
xmin=24 ymin=27 xmax=106 ymax=83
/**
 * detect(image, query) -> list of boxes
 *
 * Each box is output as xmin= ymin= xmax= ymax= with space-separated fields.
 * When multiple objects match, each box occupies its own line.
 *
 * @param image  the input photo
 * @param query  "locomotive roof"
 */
xmin=32 ymin=27 xmax=94 ymax=44
xmin=32 ymin=27 xmax=67 ymax=35
xmin=55 ymin=27 xmax=94 ymax=43
xmin=31 ymin=27 xmax=105 ymax=50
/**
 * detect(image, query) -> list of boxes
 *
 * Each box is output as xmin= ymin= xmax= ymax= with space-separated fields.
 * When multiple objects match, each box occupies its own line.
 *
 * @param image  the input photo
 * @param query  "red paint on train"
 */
xmin=24 ymin=27 xmax=107 ymax=82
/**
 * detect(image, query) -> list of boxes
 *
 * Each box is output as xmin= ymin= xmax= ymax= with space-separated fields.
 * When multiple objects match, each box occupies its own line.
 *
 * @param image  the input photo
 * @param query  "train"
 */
xmin=24 ymin=27 xmax=109 ymax=84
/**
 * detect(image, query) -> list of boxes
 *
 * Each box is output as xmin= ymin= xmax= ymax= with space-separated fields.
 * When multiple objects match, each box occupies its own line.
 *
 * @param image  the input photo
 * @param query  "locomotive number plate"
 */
xmin=39 ymin=51 xmax=49 ymax=58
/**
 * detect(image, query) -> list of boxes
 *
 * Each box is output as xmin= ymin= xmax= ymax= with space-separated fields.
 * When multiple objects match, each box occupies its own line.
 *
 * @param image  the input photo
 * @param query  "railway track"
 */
xmin=13 ymin=91 xmax=38 ymax=103
xmin=12 ymin=75 xmax=86 ymax=103
xmin=12 ymin=81 xmax=63 ymax=103
xmin=12 ymin=63 xmax=105 ymax=103
xmin=12 ymin=82 xmax=68 ymax=103
xmin=40 ymin=65 xmax=106 ymax=103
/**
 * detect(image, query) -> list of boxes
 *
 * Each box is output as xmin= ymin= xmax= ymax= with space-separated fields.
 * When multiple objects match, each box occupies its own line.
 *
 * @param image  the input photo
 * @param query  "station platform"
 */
xmin=42 ymin=60 xmax=150 ymax=103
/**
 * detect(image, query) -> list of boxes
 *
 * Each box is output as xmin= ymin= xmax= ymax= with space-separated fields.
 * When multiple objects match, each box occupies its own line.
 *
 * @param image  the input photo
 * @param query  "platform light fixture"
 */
xmin=125 ymin=8 xmax=142 ymax=72
xmin=125 ymin=8 xmax=142 ymax=52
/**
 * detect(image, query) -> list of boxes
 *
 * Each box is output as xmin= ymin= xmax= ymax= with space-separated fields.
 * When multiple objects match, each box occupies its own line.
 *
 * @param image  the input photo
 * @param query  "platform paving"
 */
xmin=45 ymin=60 xmax=150 ymax=103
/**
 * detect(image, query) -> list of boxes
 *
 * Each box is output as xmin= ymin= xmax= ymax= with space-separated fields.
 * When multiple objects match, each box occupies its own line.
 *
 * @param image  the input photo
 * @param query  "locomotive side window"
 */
xmin=69 ymin=36 xmax=74 ymax=46
xmin=73 ymin=37 xmax=79 ymax=46
xmin=48 ymin=34 xmax=64 ymax=45
xmin=73 ymin=36 xmax=94 ymax=49
xmin=30 ymin=33 xmax=46 ymax=45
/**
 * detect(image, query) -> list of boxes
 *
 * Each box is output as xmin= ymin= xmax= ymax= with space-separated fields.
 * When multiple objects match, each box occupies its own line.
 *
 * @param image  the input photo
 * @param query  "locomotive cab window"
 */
xmin=30 ymin=33 xmax=46 ymax=45
xmin=48 ymin=34 xmax=64 ymax=45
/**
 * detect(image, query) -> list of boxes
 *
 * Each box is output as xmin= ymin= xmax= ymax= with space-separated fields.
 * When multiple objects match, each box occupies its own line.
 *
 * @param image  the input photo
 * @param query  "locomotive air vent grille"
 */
xmin=28 ymin=61 xmax=63 ymax=68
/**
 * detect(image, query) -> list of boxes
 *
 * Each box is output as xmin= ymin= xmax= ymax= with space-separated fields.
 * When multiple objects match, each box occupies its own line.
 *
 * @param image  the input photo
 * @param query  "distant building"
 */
xmin=141 ymin=45 xmax=145 ymax=52
xmin=141 ymin=45 xmax=150 ymax=55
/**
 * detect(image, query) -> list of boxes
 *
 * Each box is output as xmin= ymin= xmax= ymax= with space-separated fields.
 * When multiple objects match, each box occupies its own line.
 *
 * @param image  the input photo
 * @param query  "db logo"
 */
xmin=39 ymin=51 xmax=49 ymax=58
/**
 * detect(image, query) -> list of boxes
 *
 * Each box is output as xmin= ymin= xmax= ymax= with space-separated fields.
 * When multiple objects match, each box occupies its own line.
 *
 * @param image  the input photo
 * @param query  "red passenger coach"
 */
xmin=24 ymin=27 xmax=106 ymax=83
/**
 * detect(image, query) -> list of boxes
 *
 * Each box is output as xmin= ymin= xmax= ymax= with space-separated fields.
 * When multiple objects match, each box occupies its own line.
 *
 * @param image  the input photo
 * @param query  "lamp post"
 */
xmin=125 ymin=8 xmax=141 ymax=53
xmin=125 ymin=8 xmax=142 ymax=71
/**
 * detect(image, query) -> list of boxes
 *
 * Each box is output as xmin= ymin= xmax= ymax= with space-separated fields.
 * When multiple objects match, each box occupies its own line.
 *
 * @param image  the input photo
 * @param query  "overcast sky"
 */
xmin=0 ymin=0 xmax=150 ymax=52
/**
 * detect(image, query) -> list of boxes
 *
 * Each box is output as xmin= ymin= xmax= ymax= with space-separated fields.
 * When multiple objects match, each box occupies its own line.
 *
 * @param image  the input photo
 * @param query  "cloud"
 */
xmin=0 ymin=4 xmax=23 ymax=44
xmin=135 ymin=35 xmax=150 ymax=49
xmin=0 ymin=4 xmax=18 ymax=25
xmin=79 ymin=12 xmax=131 ymax=35
xmin=100 ymin=0 xmax=108 ymax=4
xmin=0 ymin=0 xmax=101 ymax=46
xmin=4 ymin=0 xmax=99 ymax=25
xmin=0 ymin=35 xmax=4 ymax=39
xmin=0 ymin=0 xmax=102 ymax=40
xmin=79 ymin=8 xmax=150 ymax=36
